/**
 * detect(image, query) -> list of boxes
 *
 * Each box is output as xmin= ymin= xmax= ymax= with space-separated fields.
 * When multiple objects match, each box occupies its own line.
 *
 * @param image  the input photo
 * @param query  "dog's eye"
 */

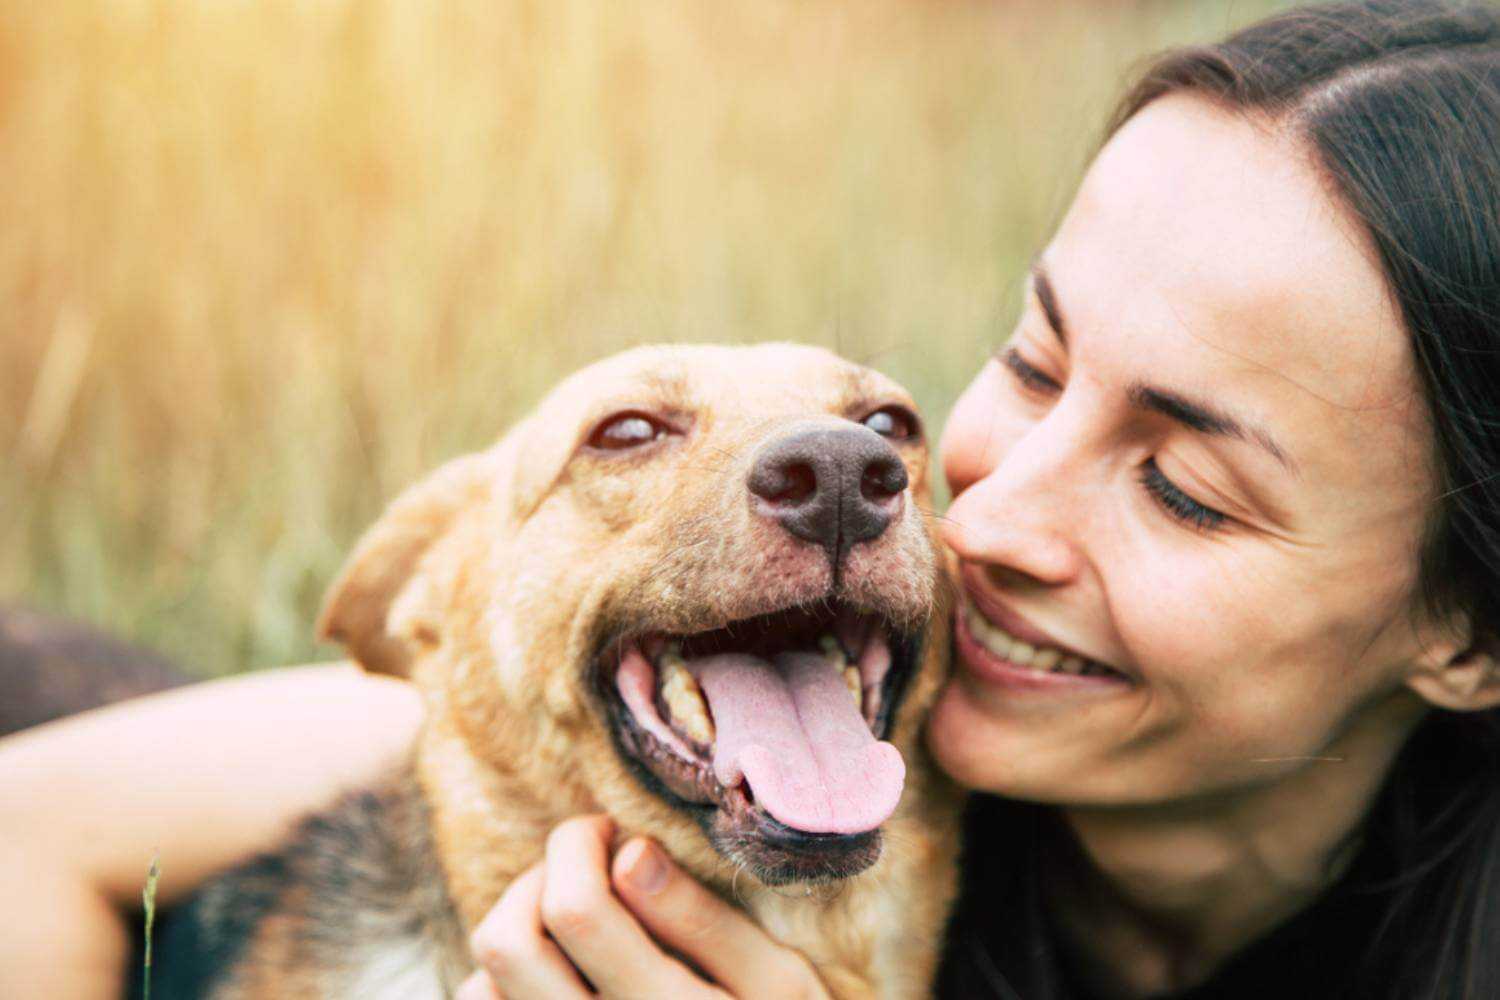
xmin=862 ymin=406 xmax=920 ymax=442
xmin=587 ymin=412 xmax=667 ymax=451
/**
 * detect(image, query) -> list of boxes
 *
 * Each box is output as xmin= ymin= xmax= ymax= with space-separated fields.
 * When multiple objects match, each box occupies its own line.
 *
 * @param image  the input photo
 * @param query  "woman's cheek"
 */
xmin=1115 ymin=544 xmax=1261 ymax=691
xmin=1109 ymin=547 xmax=1330 ymax=774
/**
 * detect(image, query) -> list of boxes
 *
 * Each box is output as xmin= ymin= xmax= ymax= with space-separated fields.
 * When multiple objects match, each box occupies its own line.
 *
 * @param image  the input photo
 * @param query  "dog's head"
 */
xmin=319 ymin=344 xmax=947 ymax=888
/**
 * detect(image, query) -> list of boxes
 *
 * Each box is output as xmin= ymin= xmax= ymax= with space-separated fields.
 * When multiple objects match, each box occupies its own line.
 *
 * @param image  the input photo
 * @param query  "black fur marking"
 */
xmin=133 ymin=767 xmax=466 ymax=998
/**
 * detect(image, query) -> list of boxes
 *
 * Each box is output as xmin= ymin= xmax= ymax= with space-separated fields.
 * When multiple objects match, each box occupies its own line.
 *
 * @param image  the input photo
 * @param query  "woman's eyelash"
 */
xmin=1140 ymin=459 xmax=1226 ymax=532
xmin=1000 ymin=348 xmax=1061 ymax=392
xmin=997 ymin=349 xmax=1226 ymax=533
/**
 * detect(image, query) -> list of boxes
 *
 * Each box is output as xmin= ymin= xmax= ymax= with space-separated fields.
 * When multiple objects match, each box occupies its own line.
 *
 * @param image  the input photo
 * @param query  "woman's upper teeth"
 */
xmin=964 ymin=599 xmax=1091 ymax=675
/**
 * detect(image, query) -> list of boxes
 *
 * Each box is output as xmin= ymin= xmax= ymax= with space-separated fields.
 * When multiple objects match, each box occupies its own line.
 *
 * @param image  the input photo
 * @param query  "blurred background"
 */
xmin=1 ymin=0 xmax=1292 ymax=677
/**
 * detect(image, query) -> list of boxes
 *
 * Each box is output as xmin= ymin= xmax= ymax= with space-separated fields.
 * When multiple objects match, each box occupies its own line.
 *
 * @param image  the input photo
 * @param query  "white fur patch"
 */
xmin=341 ymin=939 xmax=449 ymax=1000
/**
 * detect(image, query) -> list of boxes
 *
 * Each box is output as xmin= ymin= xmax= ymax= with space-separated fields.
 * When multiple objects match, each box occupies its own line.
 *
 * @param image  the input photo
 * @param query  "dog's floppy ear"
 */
xmin=317 ymin=449 xmax=500 ymax=675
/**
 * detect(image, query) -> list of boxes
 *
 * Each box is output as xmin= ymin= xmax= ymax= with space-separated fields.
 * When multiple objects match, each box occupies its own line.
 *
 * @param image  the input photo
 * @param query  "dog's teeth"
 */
xmin=661 ymin=658 xmax=715 ymax=745
xmin=843 ymin=666 xmax=862 ymax=707
xmin=819 ymin=634 xmax=846 ymax=665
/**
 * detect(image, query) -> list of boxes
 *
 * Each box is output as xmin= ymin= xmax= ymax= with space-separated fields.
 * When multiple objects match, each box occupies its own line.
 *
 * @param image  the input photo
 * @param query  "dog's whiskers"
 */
xmin=628 ymin=533 xmax=719 ymax=593
xmin=701 ymin=444 xmax=743 ymax=463
xmin=915 ymin=506 xmax=960 ymax=528
xmin=729 ymin=856 xmax=751 ymax=906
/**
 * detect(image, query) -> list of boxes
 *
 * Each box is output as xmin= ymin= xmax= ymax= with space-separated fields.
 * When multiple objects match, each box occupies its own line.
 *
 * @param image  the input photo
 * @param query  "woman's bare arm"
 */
xmin=0 ymin=663 xmax=422 ymax=999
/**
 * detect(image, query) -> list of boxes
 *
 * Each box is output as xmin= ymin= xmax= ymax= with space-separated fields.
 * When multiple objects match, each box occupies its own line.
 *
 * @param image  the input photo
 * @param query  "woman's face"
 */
xmin=927 ymin=94 xmax=1450 ymax=806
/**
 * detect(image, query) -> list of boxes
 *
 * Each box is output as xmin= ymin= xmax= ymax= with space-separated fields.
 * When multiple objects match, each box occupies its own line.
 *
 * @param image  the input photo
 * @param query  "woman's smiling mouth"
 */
xmin=954 ymin=573 xmax=1132 ymax=693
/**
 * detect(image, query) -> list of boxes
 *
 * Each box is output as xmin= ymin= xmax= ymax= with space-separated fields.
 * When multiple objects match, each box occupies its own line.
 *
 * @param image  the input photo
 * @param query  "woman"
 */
xmin=5 ymin=1 xmax=1499 ymax=996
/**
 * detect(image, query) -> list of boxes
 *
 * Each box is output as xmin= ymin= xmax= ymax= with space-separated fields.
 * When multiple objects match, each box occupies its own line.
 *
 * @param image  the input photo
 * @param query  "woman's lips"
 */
xmin=953 ymin=568 xmax=1132 ymax=692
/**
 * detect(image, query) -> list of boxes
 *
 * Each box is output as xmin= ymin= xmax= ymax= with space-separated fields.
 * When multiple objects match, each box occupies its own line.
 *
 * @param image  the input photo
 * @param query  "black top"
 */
xmin=935 ymin=791 xmax=1413 ymax=1000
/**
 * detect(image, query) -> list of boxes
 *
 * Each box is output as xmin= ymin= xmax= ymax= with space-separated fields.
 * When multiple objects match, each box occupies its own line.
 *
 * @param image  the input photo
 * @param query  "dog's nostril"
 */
xmin=773 ymin=462 xmax=817 ymax=505
xmin=749 ymin=457 xmax=819 ymax=506
xmin=861 ymin=457 xmax=907 ymax=503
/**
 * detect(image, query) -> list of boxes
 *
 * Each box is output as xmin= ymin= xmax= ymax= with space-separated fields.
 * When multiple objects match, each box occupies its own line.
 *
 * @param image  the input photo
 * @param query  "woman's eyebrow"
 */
xmin=1032 ymin=259 xmax=1295 ymax=475
xmin=1128 ymin=382 xmax=1297 ymax=474
xmin=1031 ymin=263 xmax=1068 ymax=348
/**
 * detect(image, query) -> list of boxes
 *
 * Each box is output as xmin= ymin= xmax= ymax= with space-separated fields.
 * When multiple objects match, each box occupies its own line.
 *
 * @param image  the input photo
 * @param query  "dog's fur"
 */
xmin=157 ymin=344 xmax=964 ymax=999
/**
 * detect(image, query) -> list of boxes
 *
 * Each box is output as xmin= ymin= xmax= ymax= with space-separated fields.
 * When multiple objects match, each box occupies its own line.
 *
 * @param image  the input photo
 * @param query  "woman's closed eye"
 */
xmin=999 ymin=347 xmax=1062 ymax=394
xmin=998 ymin=345 xmax=1229 ymax=533
xmin=1140 ymin=458 xmax=1227 ymax=532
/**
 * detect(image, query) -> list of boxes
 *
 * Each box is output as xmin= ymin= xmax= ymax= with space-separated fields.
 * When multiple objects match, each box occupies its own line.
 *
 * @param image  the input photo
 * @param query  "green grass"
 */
xmin=142 ymin=852 xmax=160 ymax=1000
xmin=0 ymin=0 xmax=1293 ymax=677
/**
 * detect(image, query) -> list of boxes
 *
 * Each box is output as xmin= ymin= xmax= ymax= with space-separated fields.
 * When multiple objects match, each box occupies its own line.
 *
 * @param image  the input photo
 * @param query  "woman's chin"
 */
xmin=925 ymin=675 xmax=1133 ymax=803
xmin=925 ymin=678 xmax=1057 ymax=795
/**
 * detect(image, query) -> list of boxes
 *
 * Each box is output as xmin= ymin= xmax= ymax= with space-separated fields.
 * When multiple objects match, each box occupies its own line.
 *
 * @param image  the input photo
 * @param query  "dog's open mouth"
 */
xmin=599 ymin=601 xmax=920 ymax=884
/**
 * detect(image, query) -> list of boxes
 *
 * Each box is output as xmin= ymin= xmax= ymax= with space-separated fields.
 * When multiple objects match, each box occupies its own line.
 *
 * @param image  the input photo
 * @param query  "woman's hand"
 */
xmin=457 ymin=815 xmax=832 ymax=1000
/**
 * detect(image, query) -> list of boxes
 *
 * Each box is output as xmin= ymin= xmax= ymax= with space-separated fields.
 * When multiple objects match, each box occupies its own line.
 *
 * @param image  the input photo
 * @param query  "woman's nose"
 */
xmin=942 ymin=422 xmax=1088 ymax=587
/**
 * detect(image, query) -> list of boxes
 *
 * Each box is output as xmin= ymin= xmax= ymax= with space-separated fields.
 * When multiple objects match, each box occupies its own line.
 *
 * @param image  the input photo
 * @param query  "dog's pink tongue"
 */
xmin=693 ymin=651 xmax=904 ymax=835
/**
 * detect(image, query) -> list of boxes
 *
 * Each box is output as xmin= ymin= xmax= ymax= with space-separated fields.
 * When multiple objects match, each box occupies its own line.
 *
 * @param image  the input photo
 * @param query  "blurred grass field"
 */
xmin=0 ymin=0 xmax=1291 ymax=677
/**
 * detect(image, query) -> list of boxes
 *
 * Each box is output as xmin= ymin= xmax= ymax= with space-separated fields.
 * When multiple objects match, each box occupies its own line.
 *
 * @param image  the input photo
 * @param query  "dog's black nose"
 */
xmin=748 ymin=425 xmax=908 ymax=563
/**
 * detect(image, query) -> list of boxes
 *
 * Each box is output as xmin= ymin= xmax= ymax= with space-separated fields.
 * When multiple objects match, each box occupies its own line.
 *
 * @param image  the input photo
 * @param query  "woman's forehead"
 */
xmin=1026 ymin=93 xmax=1434 ymax=503
xmin=1044 ymin=94 xmax=1429 ymax=469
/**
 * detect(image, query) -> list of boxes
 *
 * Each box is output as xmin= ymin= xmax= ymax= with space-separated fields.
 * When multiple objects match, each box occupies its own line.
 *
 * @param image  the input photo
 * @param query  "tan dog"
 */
xmin=160 ymin=344 xmax=963 ymax=999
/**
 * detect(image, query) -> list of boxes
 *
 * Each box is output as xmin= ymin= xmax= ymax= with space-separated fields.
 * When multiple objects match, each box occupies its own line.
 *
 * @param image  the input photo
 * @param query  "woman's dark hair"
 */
xmin=941 ymin=3 xmax=1500 ymax=998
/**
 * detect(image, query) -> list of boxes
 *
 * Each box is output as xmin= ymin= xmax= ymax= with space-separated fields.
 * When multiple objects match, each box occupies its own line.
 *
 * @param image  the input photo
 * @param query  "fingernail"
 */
xmin=625 ymin=840 xmax=668 ymax=894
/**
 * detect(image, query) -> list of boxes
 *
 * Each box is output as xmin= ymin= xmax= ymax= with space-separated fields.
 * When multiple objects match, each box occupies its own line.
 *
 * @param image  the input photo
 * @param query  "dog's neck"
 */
xmin=411 ymin=701 xmax=583 ymax=926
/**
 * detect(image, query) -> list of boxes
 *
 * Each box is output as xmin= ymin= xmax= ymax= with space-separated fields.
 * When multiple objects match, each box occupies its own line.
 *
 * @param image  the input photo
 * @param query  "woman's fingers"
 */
xmin=538 ymin=816 xmax=723 ymax=999
xmin=468 ymin=817 xmax=822 ymax=1000
xmin=468 ymin=864 xmax=592 ymax=999
xmin=611 ymin=837 xmax=829 ymax=1000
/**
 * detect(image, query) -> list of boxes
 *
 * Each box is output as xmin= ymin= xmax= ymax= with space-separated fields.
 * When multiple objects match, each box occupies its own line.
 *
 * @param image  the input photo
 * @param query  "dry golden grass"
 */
xmin=0 ymin=0 xmax=1291 ymax=675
